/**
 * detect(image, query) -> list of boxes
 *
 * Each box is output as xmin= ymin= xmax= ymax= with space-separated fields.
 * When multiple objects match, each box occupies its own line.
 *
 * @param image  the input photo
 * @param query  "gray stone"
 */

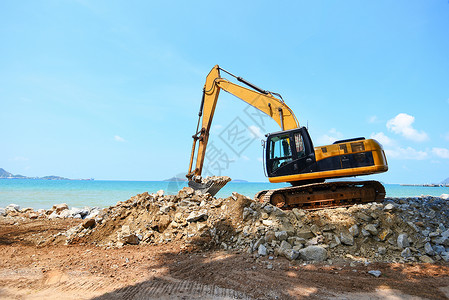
xmin=306 ymin=237 xmax=319 ymax=246
xmin=85 ymin=209 xmax=100 ymax=220
xmin=397 ymin=233 xmax=410 ymax=248
xmin=263 ymin=204 xmax=274 ymax=214
xmin=349 ymin=224 xmax=359 ymax=237
xmin=291 ymin=208 xmax=305 ymax=220
xmin=433 ymin=236 xmax=449 ymax=247
xmin=296 ymin=229 xmax=314 ymax=240
xmin=357 ymin=212 xmax=372 ymax=222
xmin=340 ymin=231 xmax=354 ymax=246
xmin=364 ymin=224 xmax=378 ymax=236
xmin=275 ymin=231 xmax=288 ymax=241
xmin=442 ymin=229 xmax=449 ymax=239
xmin=298 ymin=246 xmax=328 ymax=262
xmin=378 ymin=246 xmax=387 ymax=255
xmin=0 ymin=208 xmax=5 ymax=216
xmin=265 ymin=231 xmax=276 ymax=243
xmin=434 ymin=245 xmax=445 ymax=254
xmin=258 ymin=244 xmax=268 ymax=256
xmin=368 ymin=270 xmax=382 ymax=277
xmin=361 ymin=228 xmax=370 ymax=237
xmin=253 ymin=237 xmax=265 ymax=252
xmin=383 ymin=203 xmax=396 ymax=211
xmin=59 ymin=210 xmax=72 ymax=218
xmin=424 ymin=242 xmax=435 ymax=256
xmin=279 ymin=240 xmax=292 ymax=251
xmin=283 ymin=249 xmax=300 ymax=261
xmin=70 ymin=207 xmax=89 ymax=218
xmin=401 ymin=247 xmax=412 ymax=258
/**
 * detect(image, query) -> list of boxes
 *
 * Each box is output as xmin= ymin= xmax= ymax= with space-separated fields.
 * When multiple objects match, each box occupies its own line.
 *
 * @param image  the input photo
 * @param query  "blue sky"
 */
xmin=1 ymin=0 xmax=448 ymax=184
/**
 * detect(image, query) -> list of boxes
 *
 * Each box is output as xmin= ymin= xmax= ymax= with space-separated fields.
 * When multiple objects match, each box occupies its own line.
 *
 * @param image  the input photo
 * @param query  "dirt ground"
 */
xmin=2 ymin=218 xmax=449 ymax=299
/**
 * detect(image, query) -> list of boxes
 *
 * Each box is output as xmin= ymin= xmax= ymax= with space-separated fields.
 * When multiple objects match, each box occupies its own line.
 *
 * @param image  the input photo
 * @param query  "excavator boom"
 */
xmin=187 ymin=65 xmax=298 ymax=180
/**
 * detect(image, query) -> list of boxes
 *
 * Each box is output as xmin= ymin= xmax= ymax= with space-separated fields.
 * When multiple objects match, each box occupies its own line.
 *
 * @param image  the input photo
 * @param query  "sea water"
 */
xmin=1 ymin=179 xmax=448 ymax=210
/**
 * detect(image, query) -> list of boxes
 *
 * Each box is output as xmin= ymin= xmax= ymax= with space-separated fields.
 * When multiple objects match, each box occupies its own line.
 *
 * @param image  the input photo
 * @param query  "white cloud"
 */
xmin=317 ymin=128 xmax=344 ymax=145
xmin=432 ymin=147 xmax=449 ymax=159
xmin=370 ymin=132 xmax=394 ymax=147
xmin=114 ymin=135 xmax=126 ymax=142
xmin=386 ymin=113 xmax=428 ymax=142
xmin=248 ymin=125 xmax=264 ymax=139
xmin=385 ymin=147 xmax=428 ymax=160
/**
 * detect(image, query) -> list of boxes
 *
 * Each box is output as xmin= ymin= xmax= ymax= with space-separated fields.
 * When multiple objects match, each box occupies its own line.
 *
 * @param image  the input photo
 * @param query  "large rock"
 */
xmin=340 ymin=231 xmax=354 ymax=246
xmin=296 ymin=229 xmax=314 ymax=240
xmin=349 ymin=224 xmax=359 ymax=237
xmin=186 ymin=210 xmax=208 ymax=222
xmin=275 ymin=231 xmax=288 ymax=241
xmin=424 ymin=242 xmax=435 ymax=256
xmin=397 ymin=233 xmax=410 ymax=248
xmin=283 ymin=249 xmax=300 ymax=261
xmin=401 ymin=247 xmax=412 ymax=258
xmin=364 ymin=224 xmax=378 ymax=236
xmin=298 ymin=246 xmax=328 ymax=262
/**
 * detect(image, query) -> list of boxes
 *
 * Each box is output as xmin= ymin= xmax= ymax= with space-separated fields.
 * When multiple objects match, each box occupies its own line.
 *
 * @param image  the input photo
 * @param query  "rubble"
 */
xmin=2 ymin=191 xmax=449 ymax=264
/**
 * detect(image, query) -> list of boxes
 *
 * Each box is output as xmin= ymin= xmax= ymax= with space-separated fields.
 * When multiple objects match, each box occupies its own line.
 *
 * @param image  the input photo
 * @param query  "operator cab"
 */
xmin=265 ymin=127 xmax=317 ymax=180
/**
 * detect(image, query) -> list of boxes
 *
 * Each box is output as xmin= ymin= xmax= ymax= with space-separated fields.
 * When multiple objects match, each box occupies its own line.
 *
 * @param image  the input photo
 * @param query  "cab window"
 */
xmin=270 ymin=134 xmax=293 ymax=172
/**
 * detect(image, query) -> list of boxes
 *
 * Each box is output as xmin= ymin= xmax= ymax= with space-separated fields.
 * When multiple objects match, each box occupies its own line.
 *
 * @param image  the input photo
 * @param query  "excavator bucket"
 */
xmin=188 ymin=176 xmax=231 ymax=197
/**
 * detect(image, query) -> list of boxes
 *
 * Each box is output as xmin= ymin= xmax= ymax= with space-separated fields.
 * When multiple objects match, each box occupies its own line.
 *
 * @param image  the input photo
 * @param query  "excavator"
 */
xmin=187 ymin=65 xmax=388 ymax=210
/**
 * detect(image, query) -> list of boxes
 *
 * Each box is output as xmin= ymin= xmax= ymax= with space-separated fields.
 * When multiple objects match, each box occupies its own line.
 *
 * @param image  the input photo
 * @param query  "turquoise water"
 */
xmin=1 ymin=179 xmax=448 ymax=210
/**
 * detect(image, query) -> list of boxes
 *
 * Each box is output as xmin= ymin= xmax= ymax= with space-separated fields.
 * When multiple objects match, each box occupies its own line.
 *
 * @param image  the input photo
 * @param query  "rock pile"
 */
xmin=0 ymin=203 xmax=101 ymax=220
xmin=3 ymin=189 xmax=449 ymax=264
xmin=56 ymin=188 xmax=449 ymax=264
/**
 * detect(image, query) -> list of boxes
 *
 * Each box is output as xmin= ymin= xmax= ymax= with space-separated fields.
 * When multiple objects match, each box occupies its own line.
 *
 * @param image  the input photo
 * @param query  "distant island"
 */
xmin=0 ymin=168 xmax=93 ymax=180
xmin=401 ymin=177 xmax=449 ymax=187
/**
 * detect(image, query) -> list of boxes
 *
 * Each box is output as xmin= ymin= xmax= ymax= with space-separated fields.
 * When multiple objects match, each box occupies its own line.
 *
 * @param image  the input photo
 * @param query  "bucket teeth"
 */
xmin=188 ymin=176 xmax=231 ymax=197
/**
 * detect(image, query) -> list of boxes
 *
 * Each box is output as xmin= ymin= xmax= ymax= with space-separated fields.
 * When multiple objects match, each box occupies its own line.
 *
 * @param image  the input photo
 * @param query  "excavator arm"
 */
xmin=187 ymin=65 xmax=299 ymax=182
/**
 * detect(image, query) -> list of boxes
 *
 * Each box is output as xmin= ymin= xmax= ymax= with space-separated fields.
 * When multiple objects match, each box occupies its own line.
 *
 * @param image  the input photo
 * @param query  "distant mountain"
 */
xmin=0 ymin=168 xmax=71 ymax=180
xmin=441 ymin=177 xmax=449 ymax=185
xmin=0 ymin=168 xmax=13 ymax=178
xmin=232 ymin=179 xmax=249 ymax=183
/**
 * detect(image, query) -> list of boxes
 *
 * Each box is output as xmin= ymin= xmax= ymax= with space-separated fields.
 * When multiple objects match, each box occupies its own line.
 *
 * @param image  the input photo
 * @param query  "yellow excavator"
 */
xmin=187 ymin=65 xmax=388 ymax=209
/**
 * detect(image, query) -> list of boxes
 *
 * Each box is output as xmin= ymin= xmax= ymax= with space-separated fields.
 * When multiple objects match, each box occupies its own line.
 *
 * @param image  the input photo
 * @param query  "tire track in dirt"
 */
xmin=90 ymin=276 xmax=253 ymax=299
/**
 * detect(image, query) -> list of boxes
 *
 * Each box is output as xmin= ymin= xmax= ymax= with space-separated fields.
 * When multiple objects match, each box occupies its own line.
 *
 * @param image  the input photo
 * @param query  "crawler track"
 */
xmin=255 ymin=180 xmax=385 ymax=210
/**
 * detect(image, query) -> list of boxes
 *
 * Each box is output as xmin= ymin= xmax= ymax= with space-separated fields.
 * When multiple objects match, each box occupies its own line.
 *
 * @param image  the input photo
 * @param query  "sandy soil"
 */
xmin=2 ymin=217 xmax=449 ymax=299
